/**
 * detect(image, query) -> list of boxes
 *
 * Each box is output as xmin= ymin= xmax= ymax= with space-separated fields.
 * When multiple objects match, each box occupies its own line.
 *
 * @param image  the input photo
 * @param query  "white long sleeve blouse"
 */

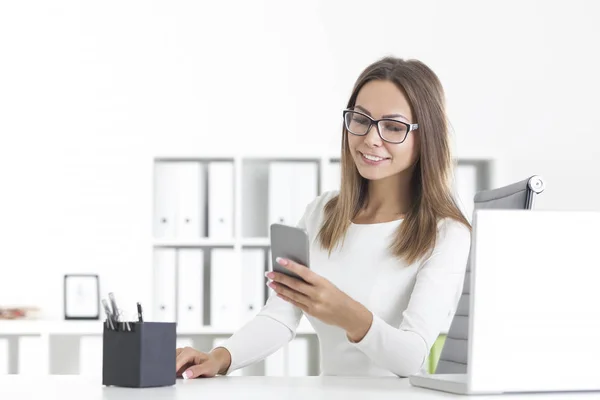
xmin=214 ymin=190 xmax=471 ymax=377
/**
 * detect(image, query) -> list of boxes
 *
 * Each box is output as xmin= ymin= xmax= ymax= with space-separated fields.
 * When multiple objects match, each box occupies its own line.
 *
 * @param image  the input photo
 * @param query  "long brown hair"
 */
xmin=317 ymin=57 xmax=471 ymax=265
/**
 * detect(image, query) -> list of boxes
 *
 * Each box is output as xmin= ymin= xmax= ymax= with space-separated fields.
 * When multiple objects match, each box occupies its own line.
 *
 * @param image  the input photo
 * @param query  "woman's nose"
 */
xmin=363 ymin=123 xmax=382 ymax=147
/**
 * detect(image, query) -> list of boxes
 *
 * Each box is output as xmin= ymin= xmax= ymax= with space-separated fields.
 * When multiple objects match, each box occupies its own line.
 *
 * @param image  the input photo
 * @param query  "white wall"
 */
xmin=1 ymin=0 xmax=599 ymax=318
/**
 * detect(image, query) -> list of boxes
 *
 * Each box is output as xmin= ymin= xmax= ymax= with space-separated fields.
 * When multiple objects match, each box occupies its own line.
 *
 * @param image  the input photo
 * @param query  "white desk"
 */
xmin=2 ymin=376 xmax=600 ymax=400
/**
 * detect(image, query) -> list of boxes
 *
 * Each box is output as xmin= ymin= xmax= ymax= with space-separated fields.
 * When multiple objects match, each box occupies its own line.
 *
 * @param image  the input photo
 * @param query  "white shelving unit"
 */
xmin=0 ymin=154 xmax=493 ymax=376
xmin=150 ymin=155 xmax=330 ymax=377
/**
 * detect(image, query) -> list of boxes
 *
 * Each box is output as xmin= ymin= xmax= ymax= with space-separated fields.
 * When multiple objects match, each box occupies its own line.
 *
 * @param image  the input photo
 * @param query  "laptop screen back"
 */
xmin=468 ymin=210 xmax=600 ymax=393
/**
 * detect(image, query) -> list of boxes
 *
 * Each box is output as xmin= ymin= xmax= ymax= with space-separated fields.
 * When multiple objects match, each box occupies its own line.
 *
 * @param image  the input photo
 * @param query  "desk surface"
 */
xmin=2 ymin=375 xmax=600 ymax=400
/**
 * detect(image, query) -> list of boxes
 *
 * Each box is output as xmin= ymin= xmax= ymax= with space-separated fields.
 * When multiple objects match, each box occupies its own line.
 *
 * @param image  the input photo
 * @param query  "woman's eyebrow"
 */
xmin=354 ymin=105 xmax=408 ymax=121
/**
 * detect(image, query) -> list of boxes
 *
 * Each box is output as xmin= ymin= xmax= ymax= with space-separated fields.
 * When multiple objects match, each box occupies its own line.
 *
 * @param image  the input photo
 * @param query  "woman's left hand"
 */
xmin=266 ymin=257 xmax=373 ymax=339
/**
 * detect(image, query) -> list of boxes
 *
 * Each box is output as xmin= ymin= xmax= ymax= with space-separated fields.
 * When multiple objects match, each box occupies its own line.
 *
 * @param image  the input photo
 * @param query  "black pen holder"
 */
xmin=102 ymin=321 xmax=176 ymax=388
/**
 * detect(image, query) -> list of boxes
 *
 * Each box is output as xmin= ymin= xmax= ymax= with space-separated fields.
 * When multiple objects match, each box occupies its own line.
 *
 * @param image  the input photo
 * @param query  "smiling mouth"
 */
xmin=359 ymin=151 xmax=390 ymax=162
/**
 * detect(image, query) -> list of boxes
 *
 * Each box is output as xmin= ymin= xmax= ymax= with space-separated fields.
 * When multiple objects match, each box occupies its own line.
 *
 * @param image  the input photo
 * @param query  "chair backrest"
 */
xmin=434 ymin=175 xmax=545 ymax=374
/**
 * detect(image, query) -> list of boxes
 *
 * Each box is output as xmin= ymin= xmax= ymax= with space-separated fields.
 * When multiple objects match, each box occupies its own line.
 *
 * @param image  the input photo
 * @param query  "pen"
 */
xmin=137 ymin=302 xmax=144 ymax=323
xmin=101 ymin=299 xmax=115 ymax=330
xmin=108 ymin=292 xmax=119 ymax=323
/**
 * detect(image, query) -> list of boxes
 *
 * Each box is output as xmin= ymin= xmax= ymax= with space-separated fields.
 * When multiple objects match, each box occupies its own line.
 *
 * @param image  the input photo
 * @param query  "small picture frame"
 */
xmin=64 ymin=274 xmax=100 ymax=320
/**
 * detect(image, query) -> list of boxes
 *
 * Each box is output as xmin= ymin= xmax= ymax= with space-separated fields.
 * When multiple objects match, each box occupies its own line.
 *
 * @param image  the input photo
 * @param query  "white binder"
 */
xmin=153 ymin=248 xmax=177 ymax=322
xmin=208 ymin=162 xmax=234 ymax=239
xmin=268 ymin=162 xmax=318 ymax=227
xmin=174 ymin=162 xmax=206 ymax=238
xmin=177 ymin=248 xmax=205 ymax=329
xmin=288 ymin=338 xmax=309 ymax=376
xmin=265 ymin=345 xmax=286 ymax=376
xmin=242 ymin=162 xmax=269 ymax=238
xmin=290 ymin=162 xmax=318 ymax=226
xmin=210 ymin=249 xmax=241 ymax=328
xmin=154 ymin=162 xmax=178 ymax=237
xmin=268 ymin=162 xmax=293 ymax=226
xmin=241 ymin=249 xmax=266 ymax=324
xmin=212 ymin=337 xmax=242 ymax=376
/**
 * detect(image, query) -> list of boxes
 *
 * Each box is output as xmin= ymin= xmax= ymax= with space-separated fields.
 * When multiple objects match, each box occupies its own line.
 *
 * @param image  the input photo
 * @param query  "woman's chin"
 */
xmin=356 ymin=166 xmax=388 ymax=181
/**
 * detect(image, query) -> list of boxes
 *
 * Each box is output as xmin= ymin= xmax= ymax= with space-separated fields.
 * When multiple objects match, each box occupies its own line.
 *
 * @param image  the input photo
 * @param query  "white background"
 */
xmin=1 ymin=0 xmax=599 ymax=319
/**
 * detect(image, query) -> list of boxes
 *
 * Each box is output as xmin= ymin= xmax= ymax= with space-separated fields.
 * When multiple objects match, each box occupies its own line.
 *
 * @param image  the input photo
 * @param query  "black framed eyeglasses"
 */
xmin=342 ymin=109 xmax=419 ymax=144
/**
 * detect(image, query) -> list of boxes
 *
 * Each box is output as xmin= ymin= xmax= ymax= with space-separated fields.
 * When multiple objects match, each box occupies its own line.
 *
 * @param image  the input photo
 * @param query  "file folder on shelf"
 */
xmin=153 ymin=248 xmax=177 ymax=322
xmin=268 ymin=162 xmax=293 ymax=226
xmin=241 ymin=162 xmax=269 ymax=238
xmin=174 ymin=162 xmax=206 ymax=238
xmin=177 ymin=248 xmax=205 ymax=329
xmin=208 ymin=161 xmax=234 ymax=239
xmin=153 ymin=162 xmax=178 ymax=237
xmin=210 ymin=249 xmax=241 ymax=328
xmin=291 ymin=162 xmax=318 ymax=226
xmin=268 ymin=162 xmax=318 ymax=227
xmin=241 ymin=249 xmax=266 ymax=324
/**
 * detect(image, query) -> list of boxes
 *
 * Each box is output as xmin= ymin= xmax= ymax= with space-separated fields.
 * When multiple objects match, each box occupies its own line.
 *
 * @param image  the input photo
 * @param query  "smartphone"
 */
xmin=269 ymin=223 xmax=310 ymax=281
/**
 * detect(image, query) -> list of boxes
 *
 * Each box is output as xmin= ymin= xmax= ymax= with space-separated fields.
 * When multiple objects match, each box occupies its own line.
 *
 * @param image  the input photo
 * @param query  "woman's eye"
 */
xmin=353 ymin=117 xmax=369 ymax=125
xmin=382 ymin=122 xmax=405 ymax=132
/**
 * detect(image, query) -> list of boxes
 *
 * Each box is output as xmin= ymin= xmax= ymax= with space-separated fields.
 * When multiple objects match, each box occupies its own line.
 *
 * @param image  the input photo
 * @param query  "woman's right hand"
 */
xmin=175 ymin=346 xmax=231 ymax=379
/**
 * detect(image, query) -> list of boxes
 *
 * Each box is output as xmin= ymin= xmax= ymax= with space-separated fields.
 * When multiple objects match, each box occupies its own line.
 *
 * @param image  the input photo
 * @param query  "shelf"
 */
xmin=153 ymin=238 xmax=236 ymax=247
xmin=154 ymin=156 xmax=236 ymax=162
xmin=0 ymin=320 xmax=103 ymax=335
xmin=0 ymin=320 xmax=317 ymax=336
xmin=152 ymin=238 xmax=273 ymax=247
xmin=240 ymin=237 xmax=270 ymax=247
xmin=178 ymin=324 xmax=316 ymax=335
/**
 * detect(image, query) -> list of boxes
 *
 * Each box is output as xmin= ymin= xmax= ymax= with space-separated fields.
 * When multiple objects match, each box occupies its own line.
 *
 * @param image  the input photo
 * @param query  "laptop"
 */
xmin=410 ymin=209 xmax=600 ymax=395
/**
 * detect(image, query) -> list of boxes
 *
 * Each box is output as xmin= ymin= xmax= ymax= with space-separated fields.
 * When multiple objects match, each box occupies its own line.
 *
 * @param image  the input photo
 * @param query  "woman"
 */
xmin=176 ymin=56 xmax=471 ymax=378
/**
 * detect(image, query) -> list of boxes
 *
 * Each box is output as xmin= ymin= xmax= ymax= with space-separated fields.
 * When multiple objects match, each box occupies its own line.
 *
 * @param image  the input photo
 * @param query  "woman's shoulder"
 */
xmin=304 ymin=189 xmax=339 ymax=217
xmin=299 ymin=190 xmax=339 ymax=233
xmin=415 ymin=217 xmax=471 ymax=267
xmin=312 ymin=189 xmax=339 ymax=210
xmin=436 ymin=217 xmax=472 ymax=246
